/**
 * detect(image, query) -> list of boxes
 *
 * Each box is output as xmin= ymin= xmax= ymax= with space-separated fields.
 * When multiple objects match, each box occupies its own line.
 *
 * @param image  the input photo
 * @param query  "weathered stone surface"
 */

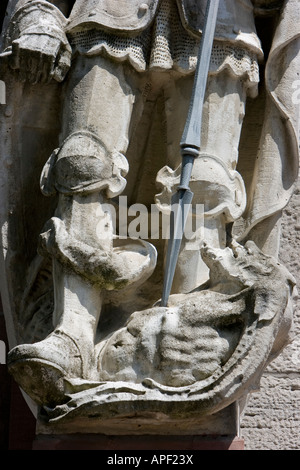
xmin=0 ymin=0 xmax=299 ymax=441
xmin=242 ymin=375 xmax=300 ymax=450
xmin=241 ymin=165 xmax=300 ymax=450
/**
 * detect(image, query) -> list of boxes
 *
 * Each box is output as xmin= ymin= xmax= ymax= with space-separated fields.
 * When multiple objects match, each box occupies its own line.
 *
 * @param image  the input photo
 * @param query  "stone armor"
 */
xmin=67 ymin=0 xmax=262 ymax=54
xmin=2 ymin=0 xmax=299 ymax=432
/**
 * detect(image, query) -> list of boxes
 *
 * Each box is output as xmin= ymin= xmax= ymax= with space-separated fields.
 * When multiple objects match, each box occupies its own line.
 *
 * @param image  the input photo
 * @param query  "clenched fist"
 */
xmin=10 ymin=33 xmax=71 ymax=84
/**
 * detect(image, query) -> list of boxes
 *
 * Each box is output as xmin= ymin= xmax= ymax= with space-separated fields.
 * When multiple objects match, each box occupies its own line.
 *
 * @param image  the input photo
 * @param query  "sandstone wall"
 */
xmin=241 ymin=164 xmax=300 ymax=450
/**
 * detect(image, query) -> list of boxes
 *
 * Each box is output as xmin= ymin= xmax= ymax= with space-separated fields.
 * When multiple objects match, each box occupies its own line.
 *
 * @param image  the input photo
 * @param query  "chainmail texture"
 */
xmin=68 ymin=0 xmax=260 ymax=90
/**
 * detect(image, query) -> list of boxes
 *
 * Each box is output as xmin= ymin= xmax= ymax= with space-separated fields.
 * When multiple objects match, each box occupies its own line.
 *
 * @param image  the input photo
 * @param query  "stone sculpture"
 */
xmin=0 ymin=0 xmax=299 ymax=431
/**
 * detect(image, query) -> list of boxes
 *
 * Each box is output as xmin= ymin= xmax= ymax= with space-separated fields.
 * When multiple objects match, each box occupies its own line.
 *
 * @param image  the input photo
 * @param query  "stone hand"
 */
xmin=9 ymin=33 xmax=71 ymax=84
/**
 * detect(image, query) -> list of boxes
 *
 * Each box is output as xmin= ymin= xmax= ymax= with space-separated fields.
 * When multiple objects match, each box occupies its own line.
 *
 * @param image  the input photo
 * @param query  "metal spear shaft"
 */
xmin=161 ymin=0 xmax=220 ymax=307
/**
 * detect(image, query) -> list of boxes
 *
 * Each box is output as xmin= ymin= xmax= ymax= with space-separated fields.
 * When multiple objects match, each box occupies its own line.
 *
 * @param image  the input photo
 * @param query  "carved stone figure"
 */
xmin=0 ymin=0 xmax=299 ymax=432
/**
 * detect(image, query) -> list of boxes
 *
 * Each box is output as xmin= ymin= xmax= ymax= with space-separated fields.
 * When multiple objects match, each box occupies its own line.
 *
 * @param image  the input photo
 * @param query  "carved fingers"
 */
xmin=10 ymin=34 xmax=71 ymax=84
xmin=53 ymin=43 xmax=72 ymax=83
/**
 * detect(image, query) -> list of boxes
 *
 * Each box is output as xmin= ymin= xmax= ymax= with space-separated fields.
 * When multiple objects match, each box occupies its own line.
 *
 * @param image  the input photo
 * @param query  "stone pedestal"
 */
xmin=32 ymin=434 xmax=244 ymax=450
xmin=32 ymin=402 xmax=243 ymax=450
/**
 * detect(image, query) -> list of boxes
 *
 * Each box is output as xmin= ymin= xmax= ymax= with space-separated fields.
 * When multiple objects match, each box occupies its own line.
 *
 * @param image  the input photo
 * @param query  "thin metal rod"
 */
xmin=181 ymin=0 xmax=220 ymax=152
xmin=161 ymin=0 xmax=220 ymax=307
xmin=179 ymin=0 xmax=220 ymax=191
